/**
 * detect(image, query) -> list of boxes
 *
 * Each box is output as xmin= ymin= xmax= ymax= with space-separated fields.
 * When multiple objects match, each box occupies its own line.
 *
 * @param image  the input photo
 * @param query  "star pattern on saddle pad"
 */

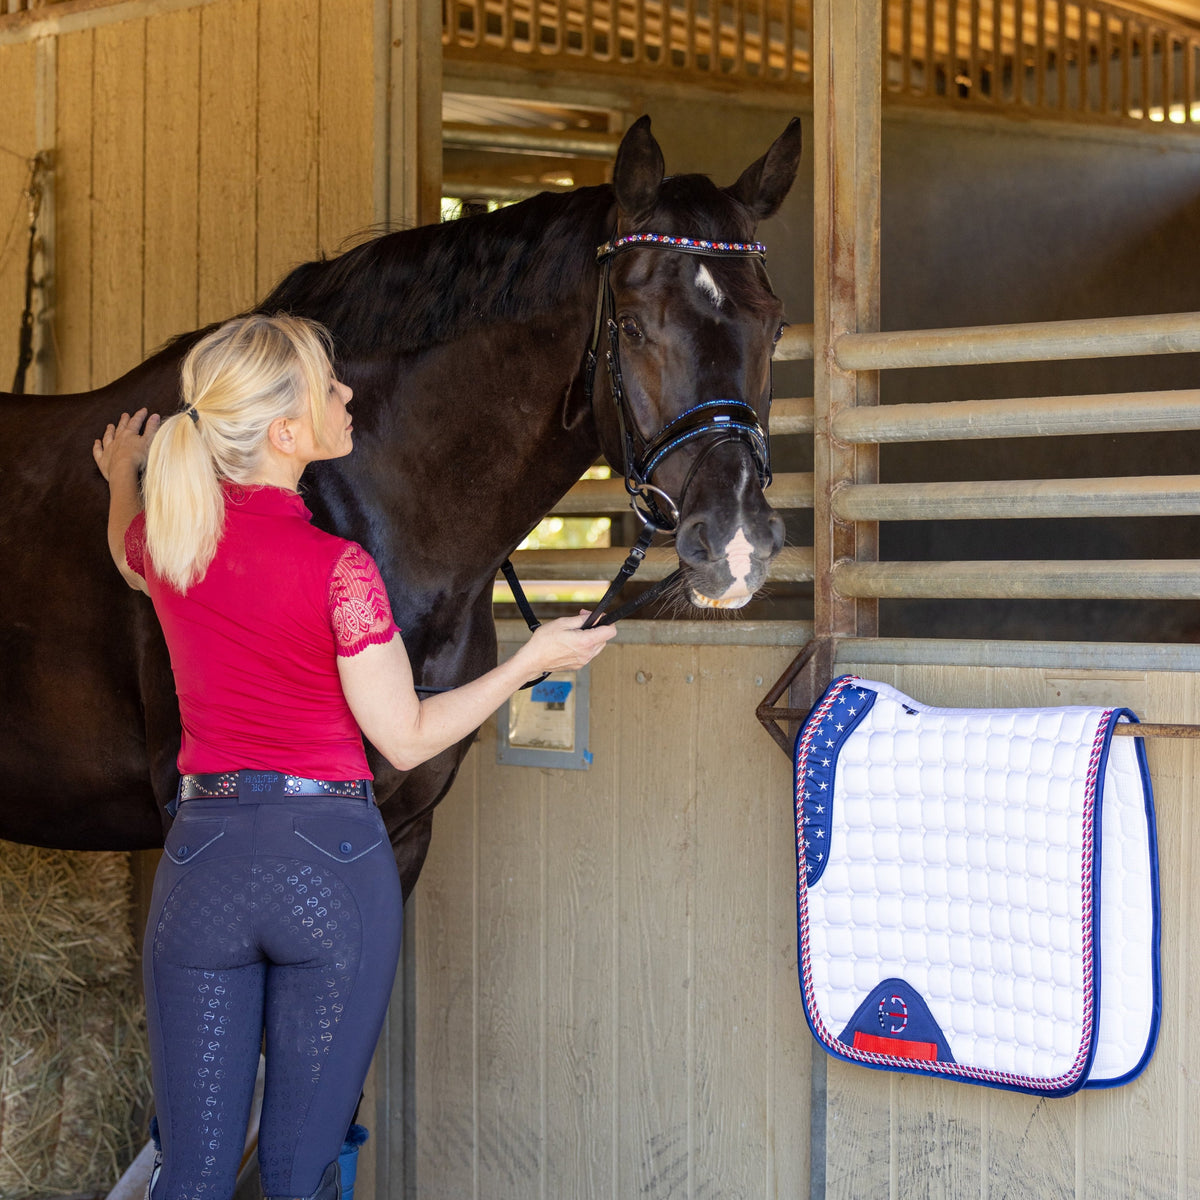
xmin=798 ymin=681 xmax=876 ymax=886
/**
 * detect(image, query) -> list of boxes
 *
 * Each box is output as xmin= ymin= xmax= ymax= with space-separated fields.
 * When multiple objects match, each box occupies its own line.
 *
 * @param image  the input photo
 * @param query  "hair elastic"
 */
xmin=185 ymin=406 xmax=199 ymax=426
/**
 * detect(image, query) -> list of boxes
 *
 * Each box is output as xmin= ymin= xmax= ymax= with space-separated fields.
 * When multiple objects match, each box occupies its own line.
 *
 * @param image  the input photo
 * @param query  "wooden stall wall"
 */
xmin=1 ymin=0 xmax=376 ymax=395
xmin=414 ymin=640 xmax=1200 ymax=1198
xmin=820 ymin=654 xmax=1198 ymax=1200
xmin=411 ymin=637 xmax=811 ymax=1199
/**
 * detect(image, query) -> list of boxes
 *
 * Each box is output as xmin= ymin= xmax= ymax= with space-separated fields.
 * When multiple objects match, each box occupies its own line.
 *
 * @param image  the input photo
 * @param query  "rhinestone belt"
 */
xmin=179 ymin=770 xmax=369 ymax=803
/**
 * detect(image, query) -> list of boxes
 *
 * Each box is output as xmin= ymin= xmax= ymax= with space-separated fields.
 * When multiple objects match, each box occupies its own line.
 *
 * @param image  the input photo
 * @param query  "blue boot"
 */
xmin=265 ymin=1160 xmax=340 ymax=1200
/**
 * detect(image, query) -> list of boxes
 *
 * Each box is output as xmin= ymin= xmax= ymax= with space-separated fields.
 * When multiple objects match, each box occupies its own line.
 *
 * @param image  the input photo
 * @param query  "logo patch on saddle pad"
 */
xmin=838 ymin=979 xmax=954 ymax=1064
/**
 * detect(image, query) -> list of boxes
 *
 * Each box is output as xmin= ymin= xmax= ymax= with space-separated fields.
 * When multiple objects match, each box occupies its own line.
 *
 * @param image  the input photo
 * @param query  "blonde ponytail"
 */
xmin=143 ymin=313 xmax=335 ymax=592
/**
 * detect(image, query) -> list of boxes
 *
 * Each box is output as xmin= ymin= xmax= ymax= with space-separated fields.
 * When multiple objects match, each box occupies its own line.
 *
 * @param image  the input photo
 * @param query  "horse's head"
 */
xmin=589 ymin=115 xmax=803 ymax=610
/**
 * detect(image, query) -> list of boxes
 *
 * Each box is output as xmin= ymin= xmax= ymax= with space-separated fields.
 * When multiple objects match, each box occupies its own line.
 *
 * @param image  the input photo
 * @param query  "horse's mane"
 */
xmin=258 ymin=185 xmax=616 ymax=358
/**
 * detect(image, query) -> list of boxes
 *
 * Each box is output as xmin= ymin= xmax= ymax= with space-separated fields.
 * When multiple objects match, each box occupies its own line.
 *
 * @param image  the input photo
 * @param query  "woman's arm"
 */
xmin=337 ymin=614 xmax=616 ymax=772
xmin=92 ymin=408 xmax=160 ymax=594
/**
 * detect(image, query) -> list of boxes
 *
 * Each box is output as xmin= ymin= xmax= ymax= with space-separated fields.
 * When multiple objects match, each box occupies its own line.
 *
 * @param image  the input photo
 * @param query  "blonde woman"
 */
xmin=93 ymin=314 xmax=614 ymax=1200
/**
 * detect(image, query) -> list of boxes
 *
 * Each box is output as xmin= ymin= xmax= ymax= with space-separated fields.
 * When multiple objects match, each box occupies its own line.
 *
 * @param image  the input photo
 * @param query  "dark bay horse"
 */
xmin=0 ymin=116 xmax=802 ymax=898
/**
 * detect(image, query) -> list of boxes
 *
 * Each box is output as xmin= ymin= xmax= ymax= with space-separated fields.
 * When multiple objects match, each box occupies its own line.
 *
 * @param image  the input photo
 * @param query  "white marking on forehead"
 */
xmin=695 ymin=263 xmax=724 ymax=308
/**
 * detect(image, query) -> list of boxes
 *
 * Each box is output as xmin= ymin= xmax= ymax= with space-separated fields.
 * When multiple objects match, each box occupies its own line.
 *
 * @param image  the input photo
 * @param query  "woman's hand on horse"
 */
xmin=516 ymin=612 xmax=617 ymax=677
xmin=92 ymin=408 xmax=161 ymax=482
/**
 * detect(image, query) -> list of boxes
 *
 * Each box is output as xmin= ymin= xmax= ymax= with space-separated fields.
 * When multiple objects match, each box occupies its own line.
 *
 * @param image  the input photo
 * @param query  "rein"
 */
xmin=485 ymin=230 xmax=775 ymax=690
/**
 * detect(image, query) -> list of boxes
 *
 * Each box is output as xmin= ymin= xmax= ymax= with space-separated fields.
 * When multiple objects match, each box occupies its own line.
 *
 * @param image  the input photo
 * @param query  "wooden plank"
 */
xmin=54 ymin=26 xmax=93 ymax=392
xmin=318 ymin=0 xmax=375 ymax=256
xmin=0 ymin=40 xmax=37 ymax=393
xmin=90 ymin=16 xmax=145 ymax=385
xmin=616 ymin=643 xmax=697 ymax=1198
xmin=475 ymin=684 xmax=547 ymax=1198
xmin=693 ymin=646 xmax=807 ymax=1195
xmin=542 ymin=650 xmax=620 ymax=1199
xmin=1169 ymin=675 xmax=1200 ymax=1198
xmin=144 ymin=3 xmax=200 ymax=352
xmin=412 ymin=744 xmax=480 ymax=1199
xmin=256 ymin=0 xmax=319 ymax=297
xmin=197 ymin=0 xmax=257 ymax=324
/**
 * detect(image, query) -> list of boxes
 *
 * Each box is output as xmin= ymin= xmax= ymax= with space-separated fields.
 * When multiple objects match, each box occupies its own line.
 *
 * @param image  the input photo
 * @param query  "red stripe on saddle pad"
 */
xmin=852 ymin=1031 xmax=939 ymax=1061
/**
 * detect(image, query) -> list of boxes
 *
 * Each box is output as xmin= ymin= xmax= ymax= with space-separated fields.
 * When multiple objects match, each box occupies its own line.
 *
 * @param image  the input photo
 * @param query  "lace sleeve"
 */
xmin=124 ymin=511 xmax=147 ymax=579
xmin=328 ymin=543 xmax=400 ymax=657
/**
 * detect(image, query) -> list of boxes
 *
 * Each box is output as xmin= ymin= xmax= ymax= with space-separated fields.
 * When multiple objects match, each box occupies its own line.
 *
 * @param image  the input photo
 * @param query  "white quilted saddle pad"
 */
xmin=794 ymin=675 xmax=1160 ymax=1096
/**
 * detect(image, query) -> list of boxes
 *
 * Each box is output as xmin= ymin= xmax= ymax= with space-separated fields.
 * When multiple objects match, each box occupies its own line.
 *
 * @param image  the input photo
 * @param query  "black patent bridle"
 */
xmin=496 ymin=230 xmax=776 ymax=675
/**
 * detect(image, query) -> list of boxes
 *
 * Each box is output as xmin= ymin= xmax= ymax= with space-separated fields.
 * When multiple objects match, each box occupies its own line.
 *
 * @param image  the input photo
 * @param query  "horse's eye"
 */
xmin=618 ymin=314 xmax=643 ymax=341
xmin=773 ymin=322 xmax=786 ymax=345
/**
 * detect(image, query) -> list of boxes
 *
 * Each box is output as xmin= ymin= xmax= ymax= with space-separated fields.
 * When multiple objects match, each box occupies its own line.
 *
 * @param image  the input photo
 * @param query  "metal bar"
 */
xmin=441 ymin=122 xmax=622 ymax=156
xmin=832 ymin=388 xmax=1200 ymax=443
xmin=776 ymin=322 xmax=815 ymax=361
xmin=835 ymin=310 xmax=1200 ymax=370
xmin=835 ymin=635 xmax=1200 ymax=671
xmin=833 ymin=558 xmax=1200 ymax=599
xmin=832 ymin=474 xmax=1200 ymax=522
xmin=551 ymin=470 xmax=814 ymax=513
xmin=495 ymin=618 xmax=813 ymax=645
xmin=505 ymin=544 xmax=815 ymax=580
xmin=771 ymin=395 xmax=815 ymax=435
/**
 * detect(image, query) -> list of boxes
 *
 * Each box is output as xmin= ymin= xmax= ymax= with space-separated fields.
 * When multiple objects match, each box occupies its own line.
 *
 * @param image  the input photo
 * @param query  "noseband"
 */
xmin=583 ymin=232 xmax=774 ymax=534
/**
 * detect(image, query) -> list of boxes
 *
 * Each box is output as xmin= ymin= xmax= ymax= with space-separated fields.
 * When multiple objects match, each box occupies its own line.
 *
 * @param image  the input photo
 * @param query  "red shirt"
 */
xmin=126 ymin=482 xmax=399 ymax=779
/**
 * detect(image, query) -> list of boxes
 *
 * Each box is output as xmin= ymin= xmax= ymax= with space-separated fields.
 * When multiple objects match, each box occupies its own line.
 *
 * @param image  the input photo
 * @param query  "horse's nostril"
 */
xmin=677 ymin=518 xmax=711 ymax=564
xmin=767 ymin=511 xmax=785 ymax=555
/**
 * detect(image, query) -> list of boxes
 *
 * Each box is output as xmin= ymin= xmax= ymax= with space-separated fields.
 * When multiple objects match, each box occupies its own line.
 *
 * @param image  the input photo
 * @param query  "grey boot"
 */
xmin=264 ymin=1160 xmax=340 ymax=1200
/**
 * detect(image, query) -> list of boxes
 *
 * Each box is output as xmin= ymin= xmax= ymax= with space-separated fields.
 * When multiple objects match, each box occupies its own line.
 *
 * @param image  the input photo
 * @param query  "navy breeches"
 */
xmin=143 ymin=789 xmax=403 ymax=1200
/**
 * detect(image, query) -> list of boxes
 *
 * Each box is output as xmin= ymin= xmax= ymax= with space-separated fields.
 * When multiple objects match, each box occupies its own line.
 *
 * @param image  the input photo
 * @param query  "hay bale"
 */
xmin=0 ymin=847 xmax=150 ymax=1200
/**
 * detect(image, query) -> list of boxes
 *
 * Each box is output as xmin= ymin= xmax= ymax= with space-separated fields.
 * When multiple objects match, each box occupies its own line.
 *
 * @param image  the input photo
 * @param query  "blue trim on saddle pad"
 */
xmin=792 ymin=677 xmax=875 ymax=888
xmin=1084 ymin=710 xmax=1162 ymax=1090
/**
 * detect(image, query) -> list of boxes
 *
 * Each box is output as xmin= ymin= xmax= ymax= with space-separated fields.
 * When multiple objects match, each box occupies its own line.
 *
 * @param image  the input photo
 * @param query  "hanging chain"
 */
xmin=12 ymin=151 xmax=49 ymax=395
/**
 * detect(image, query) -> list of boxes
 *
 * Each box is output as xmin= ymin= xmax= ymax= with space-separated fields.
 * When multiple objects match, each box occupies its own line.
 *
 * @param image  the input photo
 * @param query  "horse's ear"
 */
xmin=727 ymin=117 xmax=804 ymax=220
xmin=612 ymin=115 xmax=665 ymax=225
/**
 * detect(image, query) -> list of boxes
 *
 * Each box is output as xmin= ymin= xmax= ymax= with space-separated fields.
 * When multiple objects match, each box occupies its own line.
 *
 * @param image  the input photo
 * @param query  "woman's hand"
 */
xmin=92 ymin=408 xmax=160 ymax=483
xmin=510 ymin=612 xmax=617 ymax=681
xmin=338 ymin=611 xmax=617 ymax=773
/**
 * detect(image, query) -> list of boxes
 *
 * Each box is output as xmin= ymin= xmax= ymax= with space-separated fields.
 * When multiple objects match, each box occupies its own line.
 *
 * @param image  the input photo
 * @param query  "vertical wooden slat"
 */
xmin=318 ymin=0 xmax=375 ymax=257
xmin=475 ymin=707 xmax=546 ymax=1196
xmin=901 ymin=0 xmax=913 ymax=93
xmin=694 ymin=649 xmax=766 ymax=1195
xmin=948 ymin=0 xmax=960 ymax=96
xmin=412 ymin=747 xmax=479 ymax=1200
xmin=924 ymin=0 xmax=936 ymax=96
xmin=0 ymin=41 xmax=37 ymax=393
xmin=53 ymin=28 xmax=91 ymax=393
xmin=1141 ymin=20 xmax=1152 ymax=122
xmin=991 ymin=0 xmax=1002 ymax=101
xmin=616 ymin=645 xmax=697 ymax=1198
xmin=1057 ymin=0 xmax=1068 ymax=112
xmin=197 ymin=0 xmax=258 ymax=325
xmin=90 ymin=17 xmax=144 ymax=386
xmin=1100 ymin=9 xmax=1111 ymax=115
xmin=144 ymin=4 xmax=200 ymax=354
xmin=1121 ymin=17 xmax=1132 ymax=119
xmin=1014 ymin=0 xmax=1025 ymax=105
xmin=543 ymin=654 xmax=620 ymax=1199
xmin=390 ymin=0 xmax=443 ymax=231
xmin=968 ymin=0 xmax=980 ymax=96
xmin=1035 ymin=0 xmax=1046 ymax=108
xmin=257 ymin=0 xmax=319 ymax=297
xmin=812 ymin=0 xmax=880 ymax=646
